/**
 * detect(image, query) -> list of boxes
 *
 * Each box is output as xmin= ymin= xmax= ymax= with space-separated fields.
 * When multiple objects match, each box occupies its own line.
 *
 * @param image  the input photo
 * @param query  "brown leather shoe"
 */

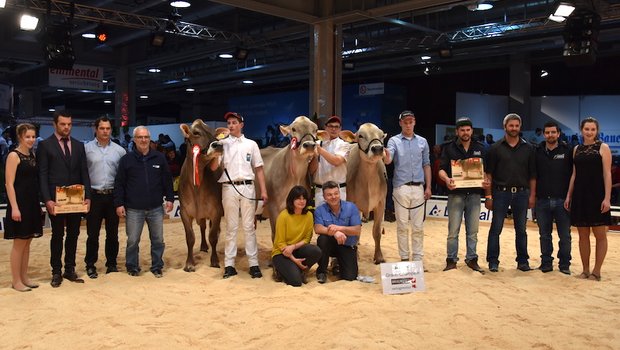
xmin=443 ymin=259 xmax=457 ymax=271
xmin=466 ymin=258 xmax=483 ymax=272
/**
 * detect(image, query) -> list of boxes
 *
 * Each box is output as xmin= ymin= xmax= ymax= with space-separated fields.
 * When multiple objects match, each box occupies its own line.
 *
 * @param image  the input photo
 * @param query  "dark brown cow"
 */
xmin=178 ymin=120 xmax=229 ymax=271
xmin=342 ymin=123 xmax=388 ymax=264
xmin=259 ymin=116 xmax=318 ymax=240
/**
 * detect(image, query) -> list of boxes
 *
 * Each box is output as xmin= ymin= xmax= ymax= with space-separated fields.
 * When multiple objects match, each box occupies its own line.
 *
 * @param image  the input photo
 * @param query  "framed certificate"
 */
xmin=55 ymin=185 xmax=88 ymax=214
xmin=450 ymin=157 xmax=484 ymax=188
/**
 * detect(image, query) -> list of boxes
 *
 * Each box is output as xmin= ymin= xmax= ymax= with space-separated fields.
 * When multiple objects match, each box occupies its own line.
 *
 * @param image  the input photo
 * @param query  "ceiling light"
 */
xmin=48 ymin=108 xmax=56 ymax=112
xmin=82 ymin=33 xmax=96 ymax=39
xmin=20 ymin=14 xmax=39 ymax=31
xmin=540 ymin=70 xmax=549 ymax=78
xmin=148 ymin=68 xmax=161 ymax=73
xmin=242 ymin=80 xmax=254 ymax=84
xmin=548 ymin=14 xmax=567 ymax=23
xmin=102 ymin=79 xmax=108 ymax=83
xmin=140 ymin=95 xmax=149 ymax=99
xmin=104 ymin=100 xmax=112 ymax=104
xmin=421 ymin=55 xmax=431 ymax=60
xmin=554 ymin=3 xmax=575 ymax=17
xmin=57 ymin=89 xmax=64 ymax=92
xmin=476 ymin=2 xmax=493 ymax=11
xmin=185 ymin=88 xmax=195 ymax=92
xmin=170 ymin=1 xmax=191 ymax=8
xmin=219 ymin=53 xmax=233 ymax=59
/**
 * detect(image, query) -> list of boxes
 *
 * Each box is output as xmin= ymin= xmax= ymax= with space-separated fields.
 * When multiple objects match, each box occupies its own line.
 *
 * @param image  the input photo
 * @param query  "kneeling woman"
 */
xmin=272 ymin=186 xmax=322 ymax=286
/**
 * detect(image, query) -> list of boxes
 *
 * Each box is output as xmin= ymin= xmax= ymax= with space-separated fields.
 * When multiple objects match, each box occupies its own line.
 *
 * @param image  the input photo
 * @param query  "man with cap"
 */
xmin=213 ymin=112 xmax=268 ymax=279
xmin=438 ymin=117 xmax=489 ymax=272
xmin=309 ymin=115 xmax=350 ymax=207
xmin=484 ymin=113 xmax=536 ymax=272
xmin=385 ymin=110 xmax=432 ymax=263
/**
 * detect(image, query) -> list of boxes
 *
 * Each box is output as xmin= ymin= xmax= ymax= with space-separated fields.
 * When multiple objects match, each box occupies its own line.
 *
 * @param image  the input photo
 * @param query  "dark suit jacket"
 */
xmin=37 ymin=134 xmax=91 ymax=203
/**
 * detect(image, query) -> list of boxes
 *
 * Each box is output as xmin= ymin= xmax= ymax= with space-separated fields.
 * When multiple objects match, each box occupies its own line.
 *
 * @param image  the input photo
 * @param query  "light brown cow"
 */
xmin=259 ymin=116 xmax=318 ymax=239
xmin=342 ymin=123 xmax=388 ymax=264
xmin=178 ymin=120 xmax=229 ymax=271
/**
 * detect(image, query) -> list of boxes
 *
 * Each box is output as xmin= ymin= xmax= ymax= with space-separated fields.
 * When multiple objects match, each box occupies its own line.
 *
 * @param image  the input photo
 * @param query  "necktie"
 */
xmin=62 ymin=137 xmax=71 ymax=160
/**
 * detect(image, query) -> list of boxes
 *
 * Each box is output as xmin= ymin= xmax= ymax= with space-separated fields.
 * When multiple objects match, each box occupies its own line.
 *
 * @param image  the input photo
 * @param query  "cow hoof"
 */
xmin=200 ymin=246 xmax=209 ymax=253
xmin=373 ymin=258 xmax=386 ymax=265
xmin=210 ymin=262 xmax=220 ymax=268
xmin=184 ymin=266 xmax=196 ymax=272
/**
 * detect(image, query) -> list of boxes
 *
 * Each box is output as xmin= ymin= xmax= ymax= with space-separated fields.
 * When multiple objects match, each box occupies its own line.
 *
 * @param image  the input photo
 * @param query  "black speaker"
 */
xmin=563 ymin=10 xmax=600 ymax=66
xmin=42 ymin=23 xmax=75 ymax=70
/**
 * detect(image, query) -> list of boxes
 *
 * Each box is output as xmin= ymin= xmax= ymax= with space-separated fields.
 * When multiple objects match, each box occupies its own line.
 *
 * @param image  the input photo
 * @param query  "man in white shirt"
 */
xmin=213 ymin=112 xmax=268 ymax=279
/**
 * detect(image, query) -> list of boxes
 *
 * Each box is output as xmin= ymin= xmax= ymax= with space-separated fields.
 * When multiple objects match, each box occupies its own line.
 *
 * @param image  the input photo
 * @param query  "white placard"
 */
xmin=49 ymin=64 xmax=103 ymax=90
xmin=380 ymin=261 xmax=426 ymax=295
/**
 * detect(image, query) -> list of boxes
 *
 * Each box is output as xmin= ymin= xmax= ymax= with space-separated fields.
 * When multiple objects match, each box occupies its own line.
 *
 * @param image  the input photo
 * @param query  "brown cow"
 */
xmin=178 ymin=120 xmax=229 ymax=271
xmin=342 ymin=123 xmax=388 ymax=264
xmin=259 ymin=116 xmax=318 ymax=240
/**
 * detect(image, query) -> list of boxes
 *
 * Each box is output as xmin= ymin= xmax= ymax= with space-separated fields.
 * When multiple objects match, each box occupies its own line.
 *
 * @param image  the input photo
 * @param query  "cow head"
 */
xmin=279 ymin=116 xmax=318 ymax=159
xmin=180 ymin=119 xmax=229 ymax=186
xmin=342 ymin=123 xmax=386 ymax=162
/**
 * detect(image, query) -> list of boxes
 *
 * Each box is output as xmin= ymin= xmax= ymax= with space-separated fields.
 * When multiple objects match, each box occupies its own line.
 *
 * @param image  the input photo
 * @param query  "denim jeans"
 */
xmin=486 ymin=189 xmax=530 ymax=265
xmin=535 ymin=197 xmax=571 ymax=268
xmin=447 ymin=193 xmax=481 ymax=262
xmin=125 ymin=206 xmax=165 ymax=272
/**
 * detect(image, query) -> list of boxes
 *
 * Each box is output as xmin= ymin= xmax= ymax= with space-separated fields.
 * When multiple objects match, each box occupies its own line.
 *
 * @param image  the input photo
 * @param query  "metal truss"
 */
xmin=8 ymin=0 xmax=243 ymax=41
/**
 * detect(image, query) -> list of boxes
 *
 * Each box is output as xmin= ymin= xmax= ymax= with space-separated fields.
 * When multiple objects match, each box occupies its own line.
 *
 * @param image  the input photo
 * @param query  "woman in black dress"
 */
xmin=564 ymin=117 xmax=612 ymax=281
xmin=4 ymin=123 xmax=43 ymax=292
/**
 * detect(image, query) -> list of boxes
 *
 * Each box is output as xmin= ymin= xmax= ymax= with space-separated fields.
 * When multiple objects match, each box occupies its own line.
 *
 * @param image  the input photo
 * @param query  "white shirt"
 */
xmin=218 ymin=134 xmax=263 ymax=183
xmin=314 ymin=137 xmax=350 ymax=184
xmin=85 ymin=138 xmax=127 ymax=190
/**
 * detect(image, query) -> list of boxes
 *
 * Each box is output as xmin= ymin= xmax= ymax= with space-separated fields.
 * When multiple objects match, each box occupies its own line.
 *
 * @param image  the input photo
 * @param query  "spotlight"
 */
xmin=151 ymin=31 xmax=166 ymax=47
xmin=563 ymin=10 xmax=600 ymax=66
xmin=1 ymin=0 xmax=7 ymax=8
xmin=423 ymin=66 xmax=430 ymax=76
xmin=234 ymin=47 xmax=249 ymax=60
xmin=20 ymin=14 xmax=39 ymax=31
xmin=540 ymin=70 xmax=549 ymax=77
xmin=95 ymin=25 xmax=108 ymax=43
xmin=554 ymin=2 xmax=575 ymax=17
xmin=43 ymin=23 xmax=75 ymax=69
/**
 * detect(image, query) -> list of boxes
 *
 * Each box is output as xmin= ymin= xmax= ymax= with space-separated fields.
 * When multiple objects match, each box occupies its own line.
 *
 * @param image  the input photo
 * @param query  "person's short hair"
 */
xmin=133 ymin=125 xmax=150 ymax=138
xmin=53 ymin=110 xmax=72 ymax=124
xmin=16 ymin=123 xmax=36 ymax=140
xmin=285 ymin=185 xmax=309 ymax=215
xmin=503 ymin=113 xmax=521 ymax=127
xmin=94 ymin=116 xmax=112 ymax=129
xmin=321 ymin=180 xmax=339 ymax=193
xmin=543 ymin=121 xmax=559 ymax=132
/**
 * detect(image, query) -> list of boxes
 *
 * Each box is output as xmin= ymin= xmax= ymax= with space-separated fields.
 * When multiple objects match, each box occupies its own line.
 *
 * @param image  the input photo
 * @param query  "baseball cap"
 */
xmin=455 ymin=117 xmax=473 ymax=128
xmin=326 ymin=115 xmax=341 ymax=125
xmin=398 ymin=110 xmax=415 ymax=120
xmin=224 ymin=112 xmax=244 ymax=123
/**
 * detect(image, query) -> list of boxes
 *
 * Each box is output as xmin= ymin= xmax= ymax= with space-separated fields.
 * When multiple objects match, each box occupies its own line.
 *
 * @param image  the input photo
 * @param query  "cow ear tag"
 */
xmin=192 ymin=144 xmax=201 ymax=186
xmin=290 ymin=137 xmax=298 ymax=150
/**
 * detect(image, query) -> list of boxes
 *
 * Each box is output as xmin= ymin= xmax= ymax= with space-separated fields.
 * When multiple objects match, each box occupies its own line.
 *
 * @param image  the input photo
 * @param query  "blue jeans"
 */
xmin=486 ymin=189 xmax=530 ymax=265
xmin=125 ymin=206 xmax=165 ymax=272
xmin=447 ymin=193 xmax=481 ymax=261
xmin=535 ymin=197 xmax=571 ymax=268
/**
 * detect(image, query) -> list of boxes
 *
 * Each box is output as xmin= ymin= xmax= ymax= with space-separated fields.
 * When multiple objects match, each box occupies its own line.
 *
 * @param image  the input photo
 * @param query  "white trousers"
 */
xmin=222 ymin=184 xmax=259 ymax=267
xmin=393 ymin=185 xmax=425 ymax=261
xmin=314 ymin=186 xmax=347 ymax=208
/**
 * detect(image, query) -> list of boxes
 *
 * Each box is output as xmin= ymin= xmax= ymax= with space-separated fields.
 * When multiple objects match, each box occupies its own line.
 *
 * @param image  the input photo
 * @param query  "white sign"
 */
xmin=381 ymin=261 xmax=425 ymax=294
xmin=358 ymin=82 xmax=384 ymax=96
xmin=49 ymin=64 xmax=103 ymax=90
xmin=426 ymin=198 xmax=494 ymax=222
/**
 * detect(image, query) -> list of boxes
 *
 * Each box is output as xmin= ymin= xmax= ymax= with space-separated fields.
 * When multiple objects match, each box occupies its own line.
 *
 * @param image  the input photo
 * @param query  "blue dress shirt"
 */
xmin=314 ymin=200 xmax=362 ymax=247
xmin=386 ymin=133 xmax=430 ymax=187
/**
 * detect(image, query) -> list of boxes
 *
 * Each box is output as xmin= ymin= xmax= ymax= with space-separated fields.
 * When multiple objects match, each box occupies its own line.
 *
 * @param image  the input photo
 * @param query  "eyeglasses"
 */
xmin=326 ymin=124 xmax=341 ymax=129
xmin=135 ymin=136 xmax=150 ymax=140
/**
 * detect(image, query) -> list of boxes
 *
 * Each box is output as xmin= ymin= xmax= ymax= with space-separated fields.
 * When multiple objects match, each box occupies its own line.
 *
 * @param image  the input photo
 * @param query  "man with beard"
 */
xmin=484 ymin=113 xmax=536 ymax=272
xmin=438 ymin=117 xmax=489 ymax=272
xmin=533 ymin=121 xmax=573 ymax=274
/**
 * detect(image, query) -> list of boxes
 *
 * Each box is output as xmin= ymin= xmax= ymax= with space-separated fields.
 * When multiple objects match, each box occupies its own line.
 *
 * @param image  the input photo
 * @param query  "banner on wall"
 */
xmin=49 ymin=64 xmax=103 ymax=90
xmin=359 ymin=83 xmax=384 ymax=96
xmin=599 ymin=131 xmax=620 ymax=155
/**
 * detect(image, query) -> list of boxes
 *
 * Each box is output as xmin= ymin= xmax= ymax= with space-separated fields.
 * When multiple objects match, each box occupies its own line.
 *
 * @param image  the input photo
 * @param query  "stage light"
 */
xmin=540 ymin=70 xmax=549 ymax=77
xmin=548 ymin=15 xmax=566 ymax=23
xmin=96 ymin=25 xmax=108 ymax=43
xmin=554 ymin=3 xmax=575 ymax=17
xmin=43 ymin=22 xmax=75 ymax=69
xmin=423 ymin=66 xmax=430 ymax=75
xmin=20 ymin=14 xmax=39 ymax=31
xmin=170 ymin=1 xmax=191 ymax=8
xmin=82 ymin=33 xmax=96 ymax=39
xmin=0 ymin=0 xmax=7 ymax=8
xmin=563 ymin=10 xmax=600 ymax=66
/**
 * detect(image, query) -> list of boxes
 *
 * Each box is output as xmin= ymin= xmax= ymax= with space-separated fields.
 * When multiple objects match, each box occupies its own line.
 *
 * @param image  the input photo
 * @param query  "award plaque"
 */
xmin=55 ymin=184 xmax=88 ymax=214
xmin=450 ymin=157 xmax=484 ymax=188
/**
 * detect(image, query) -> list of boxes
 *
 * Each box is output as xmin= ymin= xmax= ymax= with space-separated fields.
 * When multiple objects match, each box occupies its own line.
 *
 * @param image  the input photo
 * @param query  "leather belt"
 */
xmin=495 ymin=185 xmax=526 ymax=193
xmin=315 ymin=183 xmax=346 ymax=188
xmin=404 ymin=181 xmax=423 ymax=186
xmin=225 ymin=180 xmax=253 ymax=185
xmin=93 ymin=188 xmax=114 ymax=195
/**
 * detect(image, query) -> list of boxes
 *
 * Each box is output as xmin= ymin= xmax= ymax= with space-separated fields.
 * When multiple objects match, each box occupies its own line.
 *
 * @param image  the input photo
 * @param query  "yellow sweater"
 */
xmin=271 ymin=210 xmax=314 ymax=257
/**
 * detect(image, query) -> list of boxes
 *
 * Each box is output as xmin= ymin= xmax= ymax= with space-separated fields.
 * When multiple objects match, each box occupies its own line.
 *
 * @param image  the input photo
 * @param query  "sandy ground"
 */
xmin=1 ymin=217 xmax=619 ymax=350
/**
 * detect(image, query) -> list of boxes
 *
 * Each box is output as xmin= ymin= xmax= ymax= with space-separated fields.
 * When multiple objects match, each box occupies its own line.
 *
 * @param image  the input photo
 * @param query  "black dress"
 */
xmin=4 ymin=150 xmax=43 ymax=239
xmin=570 ymin=141 xmax=612 ymax=227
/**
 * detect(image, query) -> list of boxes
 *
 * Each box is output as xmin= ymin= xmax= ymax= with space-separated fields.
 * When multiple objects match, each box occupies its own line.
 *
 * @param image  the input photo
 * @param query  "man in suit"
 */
xmin=37 ymin=110 xmax=91 ymax=288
